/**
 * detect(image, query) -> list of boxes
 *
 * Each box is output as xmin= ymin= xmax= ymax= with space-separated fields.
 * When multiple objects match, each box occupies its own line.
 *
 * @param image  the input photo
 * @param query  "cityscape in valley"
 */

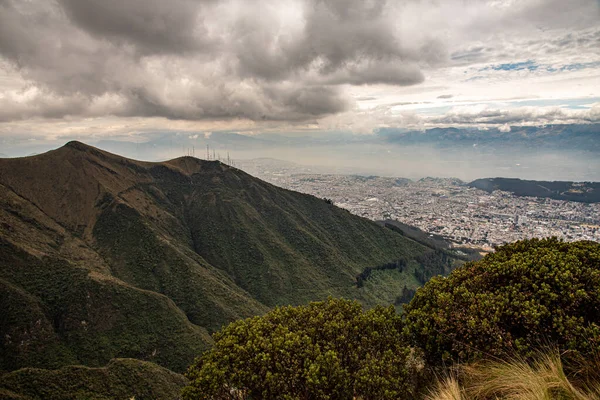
xmin=238 ymin=159 xmax=600 ymax=251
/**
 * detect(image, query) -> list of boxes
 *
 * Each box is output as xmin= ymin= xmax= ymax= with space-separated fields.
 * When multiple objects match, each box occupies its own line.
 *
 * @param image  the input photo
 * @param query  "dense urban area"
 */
xmin=239 ymin=159 xmax=600 ymax=251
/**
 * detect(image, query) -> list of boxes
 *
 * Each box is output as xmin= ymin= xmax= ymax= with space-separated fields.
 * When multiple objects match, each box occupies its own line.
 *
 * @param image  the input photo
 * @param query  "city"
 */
xmin=239 ymin=160 xmax=600 ymax=251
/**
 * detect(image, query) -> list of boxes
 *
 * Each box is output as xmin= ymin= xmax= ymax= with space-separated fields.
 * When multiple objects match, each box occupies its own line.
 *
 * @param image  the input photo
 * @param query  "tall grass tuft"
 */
xmin=427 ymin=374 xmax=465 ymax=400
xmin=427 ymin=352 xmax=600 ymax=400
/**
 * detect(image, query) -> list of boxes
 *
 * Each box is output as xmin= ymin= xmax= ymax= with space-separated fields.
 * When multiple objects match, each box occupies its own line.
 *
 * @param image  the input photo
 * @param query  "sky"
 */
xmin=0 ymin=0 xmax=599 ymax=147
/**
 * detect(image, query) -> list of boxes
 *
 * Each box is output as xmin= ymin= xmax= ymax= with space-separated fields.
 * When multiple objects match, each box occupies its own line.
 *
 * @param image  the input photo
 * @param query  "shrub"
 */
xmin=182 ymin=298 xmax=422 ymax=400
xmin=404 ymin=238 xmax=600 ymax=364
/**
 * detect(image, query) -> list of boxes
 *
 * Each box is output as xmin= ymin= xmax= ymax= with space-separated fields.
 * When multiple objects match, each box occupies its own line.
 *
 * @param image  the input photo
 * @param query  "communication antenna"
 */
xmin=206 ymin=145 xmax=209 ymax=160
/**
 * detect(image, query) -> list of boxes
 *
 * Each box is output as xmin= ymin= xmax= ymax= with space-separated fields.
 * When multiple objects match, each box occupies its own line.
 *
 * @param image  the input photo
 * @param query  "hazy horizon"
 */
xmin=2 ymin=131 xmax=599 ymax=183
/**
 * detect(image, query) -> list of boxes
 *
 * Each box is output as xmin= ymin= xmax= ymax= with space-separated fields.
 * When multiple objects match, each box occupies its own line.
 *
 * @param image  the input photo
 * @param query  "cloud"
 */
xmin=315 ymin=102 xmax=600 ymax=134
xmin=498 ymin=123 xmax=511 ymax=132
xmin=0 ymin=0 xmax=439 ymax=124
xmin=57 ymin=0 xmax=214 ymax=54
xmin=0 ymin=0 xmax=598 ymax=133
xmin=429 ymin=104 xmax=600 ymax=126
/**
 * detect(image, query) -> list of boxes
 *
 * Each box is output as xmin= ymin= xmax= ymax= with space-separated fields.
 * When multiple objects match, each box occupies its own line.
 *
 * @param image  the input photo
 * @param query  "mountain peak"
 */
xmin=62 ymin=140 xmax=110 ymax=160
xmin=64 ymin=140 xmax=94 ymax=151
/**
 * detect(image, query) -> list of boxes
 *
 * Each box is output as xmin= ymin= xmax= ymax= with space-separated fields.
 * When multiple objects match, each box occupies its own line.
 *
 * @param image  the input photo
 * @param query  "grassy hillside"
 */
xmin=0 ymin=238 xmax=211 ymax=373
xmin=0 ymin=141 xmax=456 ymax=376
xmin=0 ymin=358 xmax=186 ymax=400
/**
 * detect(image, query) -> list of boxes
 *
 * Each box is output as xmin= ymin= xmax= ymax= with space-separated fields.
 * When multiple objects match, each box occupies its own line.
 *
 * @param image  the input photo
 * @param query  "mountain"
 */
xmin=0 ymin=359 xmax=186 ymax=400
xmin=469 ymin=177 xmax=600 ymax=203
xmin=0 ymin=142 xmax=447 ymax=377
xmin=377 ymin=124 xmax=600 ymax=151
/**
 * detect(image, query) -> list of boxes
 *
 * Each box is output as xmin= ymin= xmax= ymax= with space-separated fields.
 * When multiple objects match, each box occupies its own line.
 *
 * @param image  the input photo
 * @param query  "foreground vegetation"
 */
xmin=404 ymin=238 xmax=600 ymax=365
xmin=183 ymin=238 xmax=600 ymax=399
xmin=0 ymin=359 xmax=186 ymax=400
xmin=428 ymin=352 xmax=600 ymax=400
xmin=183 ymin=299 xmax=423 ymax=400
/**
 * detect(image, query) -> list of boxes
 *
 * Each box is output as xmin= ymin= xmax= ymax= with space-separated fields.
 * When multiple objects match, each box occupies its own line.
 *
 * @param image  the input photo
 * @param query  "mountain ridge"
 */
xmin=469 ymin=177 xmax=600 ymax=203
xmin=0 ymin=141 xmax=448 ymax=374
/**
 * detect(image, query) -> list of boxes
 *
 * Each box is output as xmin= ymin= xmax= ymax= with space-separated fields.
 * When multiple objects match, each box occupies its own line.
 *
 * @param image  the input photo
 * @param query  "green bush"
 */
xmin=183 ymin=298 xmax=422 ymax=399
xmin=404 ymin=238 xmax=600 ymax=364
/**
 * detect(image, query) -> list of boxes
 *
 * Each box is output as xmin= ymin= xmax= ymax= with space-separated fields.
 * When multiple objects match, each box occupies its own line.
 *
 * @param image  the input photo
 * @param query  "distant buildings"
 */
xmin=240 ymin=162 xmax=600 ymax=249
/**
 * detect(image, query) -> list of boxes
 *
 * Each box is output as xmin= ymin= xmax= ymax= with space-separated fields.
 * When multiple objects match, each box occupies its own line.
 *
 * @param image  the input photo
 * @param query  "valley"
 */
xmin=237 ymin=160 xmax=600 ymax=249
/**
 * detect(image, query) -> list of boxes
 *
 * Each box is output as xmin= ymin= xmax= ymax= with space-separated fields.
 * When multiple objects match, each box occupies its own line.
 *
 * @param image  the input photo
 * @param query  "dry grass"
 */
xmin=428 ymin=375 xmax=465 ymax=400
xmin=427 ymin=352 xmax=600 ymax=400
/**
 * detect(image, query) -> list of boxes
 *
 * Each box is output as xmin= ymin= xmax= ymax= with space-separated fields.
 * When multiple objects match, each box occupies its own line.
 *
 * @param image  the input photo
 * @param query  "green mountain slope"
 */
xmin=0 ymin=141 xmax=453 ymax=375
xmin=0 ymin=358 xmax=186 ymax=400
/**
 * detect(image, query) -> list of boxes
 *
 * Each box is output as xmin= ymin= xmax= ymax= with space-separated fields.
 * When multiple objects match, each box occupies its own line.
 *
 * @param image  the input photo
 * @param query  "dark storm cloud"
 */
xmin=0 ymin=0 xmax=438 ymax=122
xmin=0 ymin=1 xmax=122 ymax=95
xmin=268 ymin=86 xmax=350 ymax=120
xmin=325 ymin=61 xmax=424 ymax=86
xmin=116 ymin=83 xmax=348 ymax=121
xmin=57 ymin=0 xmax=214 ymax=54
xmin=298 ymin=0 xmax=415 ymax=77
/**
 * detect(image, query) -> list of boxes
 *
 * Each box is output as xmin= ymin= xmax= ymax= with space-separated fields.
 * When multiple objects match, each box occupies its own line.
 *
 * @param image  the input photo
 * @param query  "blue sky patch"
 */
xmin=555 ymin=61 xmax=600 ymax=72
xmin=508 ymin=98 xmax=600 ymax=109
xmin=483 ymin=60 xmax=539 ymax=72
xmin=480 ymin=60 xmax=600 ymax=74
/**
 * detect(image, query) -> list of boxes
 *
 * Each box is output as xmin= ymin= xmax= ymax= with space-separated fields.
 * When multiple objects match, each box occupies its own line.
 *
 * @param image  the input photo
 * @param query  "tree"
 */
xmin=182 ymin=298 xmax=422 ymax=399
xmin=404 ymin=238 xmax=600 ymax=365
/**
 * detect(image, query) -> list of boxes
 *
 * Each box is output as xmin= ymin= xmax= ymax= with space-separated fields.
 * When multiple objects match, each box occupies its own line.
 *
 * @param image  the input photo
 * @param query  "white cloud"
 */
xmin=499 ymin=124 xmax=511 ymax=132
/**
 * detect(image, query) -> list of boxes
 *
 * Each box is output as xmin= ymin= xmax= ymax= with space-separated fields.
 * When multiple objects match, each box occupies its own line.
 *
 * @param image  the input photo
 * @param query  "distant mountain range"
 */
xmin=2 ymin=124 xmax=599 ymax=182
xmin=469 ymin=178 xmax=600 ymax=203
xmin=377 ymin=124 xmax=600 ymax=151
xmin=0 ymin=142 xmax=456 ymax=396
xmin=3 ymin=124 xmax=599 ymax=159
